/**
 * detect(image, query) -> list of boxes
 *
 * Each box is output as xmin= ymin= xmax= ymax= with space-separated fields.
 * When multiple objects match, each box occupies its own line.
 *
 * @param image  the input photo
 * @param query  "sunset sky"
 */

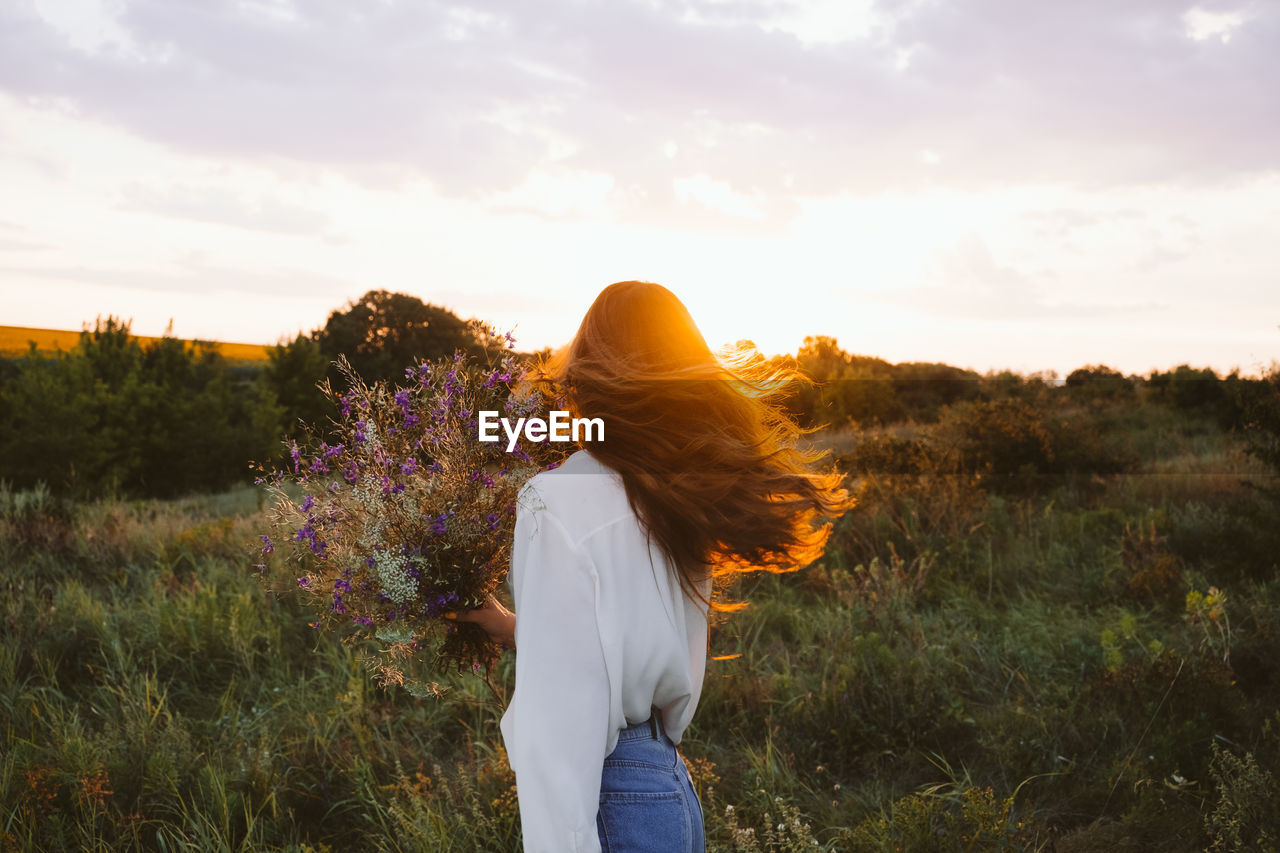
xmin=1 ymin=0 xmax=1276 ymax=377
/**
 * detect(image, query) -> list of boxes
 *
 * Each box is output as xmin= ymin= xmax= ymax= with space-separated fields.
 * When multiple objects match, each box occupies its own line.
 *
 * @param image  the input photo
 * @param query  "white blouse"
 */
xmin=499 ymin=448 xmax=713 ymax=853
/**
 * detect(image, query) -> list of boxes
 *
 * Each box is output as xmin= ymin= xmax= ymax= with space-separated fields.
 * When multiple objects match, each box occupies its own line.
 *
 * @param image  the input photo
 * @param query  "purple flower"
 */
xmin=300 ymin=495 xmax=315 ymax=513
xmin=289 ymin=440 xmax=302 ymax=472
xmin=295 ymin=520 xmax=328 ymax=558
xmin=322 ymin=443 xmax=344 ymax=461
xmin=400 ymin=458 xmax=418 ymax=476
xmin=332 ymin=592 xmax=347 ymax=614
xmin=297 ymin=577 xmax=311 ymax=589
xmin=354 ymin=420 xmax=368 ymax=444
xmin=343 ymin=461 xmax=359 ymax=483
xmin=260 ymin=535 xmax=274 ymax=554
xmin=352 ymin=614 xmax=374 ymax=627
xmin=486 ymin=512 xmax=501 ymax=531
xmin=429 ymin=511 xmax=453 ymax=536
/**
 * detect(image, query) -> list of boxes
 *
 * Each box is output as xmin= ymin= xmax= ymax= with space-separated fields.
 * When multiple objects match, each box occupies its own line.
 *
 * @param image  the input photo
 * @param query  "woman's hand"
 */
xmin=446 ymin=593 xmax=516 ymax=650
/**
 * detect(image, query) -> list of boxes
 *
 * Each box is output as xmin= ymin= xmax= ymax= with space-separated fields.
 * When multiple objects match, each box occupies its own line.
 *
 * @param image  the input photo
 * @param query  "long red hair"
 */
xmin=533 ymin=281 xmax=854 ymax=613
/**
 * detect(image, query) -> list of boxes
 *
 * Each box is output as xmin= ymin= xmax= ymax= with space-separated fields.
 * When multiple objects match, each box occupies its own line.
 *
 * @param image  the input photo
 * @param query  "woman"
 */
xmin=452 ymin=281 xmax=852 ymax=852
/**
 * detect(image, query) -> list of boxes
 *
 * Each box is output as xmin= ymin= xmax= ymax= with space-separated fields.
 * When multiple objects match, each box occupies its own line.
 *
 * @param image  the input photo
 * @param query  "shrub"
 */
xmin=934 ymin=398 xmax=1138 ymax=494
xmin=1227 ymin=362 xmax=1280 ymax=493
xmin=1146 ymin=365 xmax=1227 ymax=416
xmin=1066 ymin=364 xmax=1136 ymax=401
xmin=1205 ymin=743 xmax=1280 ymax=852
xmin=937 ymin=398 xmax=1056 ymax=493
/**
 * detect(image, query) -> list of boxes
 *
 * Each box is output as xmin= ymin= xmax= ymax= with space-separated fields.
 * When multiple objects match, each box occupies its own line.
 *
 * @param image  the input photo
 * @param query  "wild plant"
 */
xmin=254 ymin=334 xmax=565 ymax=698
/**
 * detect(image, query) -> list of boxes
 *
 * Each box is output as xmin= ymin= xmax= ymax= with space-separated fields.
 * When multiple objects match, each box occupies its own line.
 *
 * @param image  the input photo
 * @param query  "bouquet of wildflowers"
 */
xmin=253 ymin=331 xmax=566 ymax=698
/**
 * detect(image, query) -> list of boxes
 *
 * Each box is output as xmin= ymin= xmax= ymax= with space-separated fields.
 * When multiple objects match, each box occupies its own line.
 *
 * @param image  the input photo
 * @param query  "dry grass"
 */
xmin=1121 ymin=445 xmax=1274 ymax=505
xmin=800 ymin=420 xmax=928 ymax=460
xmin=0 ymin=325 xmax=271 ymax=363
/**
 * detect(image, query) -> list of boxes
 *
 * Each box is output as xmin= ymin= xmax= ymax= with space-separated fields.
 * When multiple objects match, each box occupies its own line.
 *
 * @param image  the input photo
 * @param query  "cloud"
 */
xmin=115 ymin=181 xmax=341 ymax=237
xmin=0 ymin=237 xmax=50 ymax=252
xmin=0 ymin=253 xmax=358 ymax=298
xmin=1020 ymin=207 xmax=1145 ymax=239
xmin=0 ymin=0 xmax=1276 ymax=227
xmin=0 ymin=219 xmax=51 ymax=251
xmin=876 ymin=232 xmax=1166 ymax=319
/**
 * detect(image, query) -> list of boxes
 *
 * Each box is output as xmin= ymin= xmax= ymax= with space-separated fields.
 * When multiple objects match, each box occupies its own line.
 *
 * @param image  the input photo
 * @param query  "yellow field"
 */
xmin=0 ymin=325 xmax=272 ymax=363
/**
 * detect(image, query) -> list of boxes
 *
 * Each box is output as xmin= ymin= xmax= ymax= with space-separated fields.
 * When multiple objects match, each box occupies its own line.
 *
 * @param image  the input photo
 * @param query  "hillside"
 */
xmin=0 ymin=325 xmax=272 ymax=363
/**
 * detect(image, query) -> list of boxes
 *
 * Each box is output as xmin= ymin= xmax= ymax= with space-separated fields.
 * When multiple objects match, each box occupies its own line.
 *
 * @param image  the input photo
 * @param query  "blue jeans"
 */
xmin=597 ymin=708 xmax=705 ymax=852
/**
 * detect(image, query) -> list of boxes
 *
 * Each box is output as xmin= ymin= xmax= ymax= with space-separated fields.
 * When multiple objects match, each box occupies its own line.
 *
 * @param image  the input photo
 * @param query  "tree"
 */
xmin=263 ymin=333 xmax=332 ymax=438
xmin=892 ymin=361 xmax=981 ymax=420
xmin=792 ymin=336 xmax=900 ymax=426
xmin=313 ymin=290 xmax=501 ymax=386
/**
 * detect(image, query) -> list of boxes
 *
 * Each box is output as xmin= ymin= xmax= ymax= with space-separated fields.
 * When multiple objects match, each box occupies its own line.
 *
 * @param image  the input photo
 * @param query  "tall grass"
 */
xmin=3 ymin=394 xmax=1279 ymax=851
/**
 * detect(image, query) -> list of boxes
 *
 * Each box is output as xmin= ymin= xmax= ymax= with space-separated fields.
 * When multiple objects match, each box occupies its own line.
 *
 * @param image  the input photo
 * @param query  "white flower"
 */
xmin=372 ymin=549 xmax=420 ymax=604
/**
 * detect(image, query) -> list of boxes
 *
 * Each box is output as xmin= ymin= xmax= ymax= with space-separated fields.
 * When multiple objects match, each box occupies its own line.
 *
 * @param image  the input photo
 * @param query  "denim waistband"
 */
xmin=616 ymin=705 xmax=668 ymax=743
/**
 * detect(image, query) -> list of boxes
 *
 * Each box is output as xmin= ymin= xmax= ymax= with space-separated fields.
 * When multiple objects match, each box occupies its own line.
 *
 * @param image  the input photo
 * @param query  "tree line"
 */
xmin=780 ymin=335 xmax=1269 ymax=431
xmin=1 ymin=291 xmax=1276 ymax=499
xmin=0 ymin=291 xmax=502 ymax=498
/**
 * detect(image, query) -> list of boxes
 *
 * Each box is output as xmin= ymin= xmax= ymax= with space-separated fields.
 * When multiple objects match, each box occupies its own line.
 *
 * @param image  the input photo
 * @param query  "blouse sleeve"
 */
xmin=500 ymin=490 xmax=611 ymax=853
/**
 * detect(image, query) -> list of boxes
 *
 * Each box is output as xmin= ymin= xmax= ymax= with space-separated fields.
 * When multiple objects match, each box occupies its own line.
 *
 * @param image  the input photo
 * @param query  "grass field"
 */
xmin=2 ymin=398 xmax=1279 ymax=851
xmin=0 ymin=325 xmax=272 ymax=363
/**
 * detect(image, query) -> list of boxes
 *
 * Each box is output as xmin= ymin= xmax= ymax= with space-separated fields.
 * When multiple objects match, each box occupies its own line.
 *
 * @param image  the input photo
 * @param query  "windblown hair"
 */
xmin=531 ymin=280 xmax=855 ymax=614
